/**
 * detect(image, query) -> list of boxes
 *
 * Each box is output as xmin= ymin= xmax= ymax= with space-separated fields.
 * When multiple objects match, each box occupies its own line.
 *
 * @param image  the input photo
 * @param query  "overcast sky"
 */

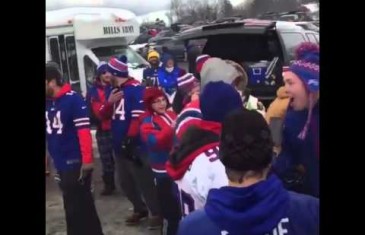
xmin=46 ymin=0 xmax=247 ymax=15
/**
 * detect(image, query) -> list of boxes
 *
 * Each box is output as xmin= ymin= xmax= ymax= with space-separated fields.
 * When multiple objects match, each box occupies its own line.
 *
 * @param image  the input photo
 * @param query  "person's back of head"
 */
xmin=200 ymin=81 xmax=243 ymax=123
xmin=220 ymin=109 xmax=273 ymax=182
xmin=46 ymin=62 xmax=63 ymax=86
xmin=200 ymin=57 xmax=248 ymax=96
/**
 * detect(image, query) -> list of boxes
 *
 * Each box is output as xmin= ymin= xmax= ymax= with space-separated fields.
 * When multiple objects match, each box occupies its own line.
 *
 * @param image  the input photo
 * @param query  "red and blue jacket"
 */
xmin=140 ymin=110 xmax=176 ymax=178
xmin=86 ymin=80 xmax=112 ymax=131
xmin=99 ymin=79 xmax=145 ymax=153
xmin=46 ymin=84 xmax=93 ymax=172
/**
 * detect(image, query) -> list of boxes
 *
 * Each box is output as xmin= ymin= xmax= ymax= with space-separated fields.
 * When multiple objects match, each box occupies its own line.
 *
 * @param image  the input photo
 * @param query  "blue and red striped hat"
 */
xmin=107 ymin=55 xmax=129 ymax=78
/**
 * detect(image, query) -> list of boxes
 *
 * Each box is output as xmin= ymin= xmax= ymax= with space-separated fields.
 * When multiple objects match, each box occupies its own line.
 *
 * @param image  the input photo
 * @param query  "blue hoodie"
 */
xmin=157 ymin=54 xmax=183 ymax=94
xmin=178 ymin=175 xmax=319 ymax=235
xmin=273 ymin=103 xmax=319 ymax=197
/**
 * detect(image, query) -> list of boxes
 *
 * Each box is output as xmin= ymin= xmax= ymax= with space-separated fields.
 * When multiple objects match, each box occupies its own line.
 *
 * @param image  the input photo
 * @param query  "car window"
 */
xmin=281 ymin=33 xmax=306 ymax=61
xmin=156 ymin=38 xmax=171 ymax=45
xmin=314 ymin=34 xmax=319 ymax=43
xmin=306 ymin=33 xmax=317 ymax=44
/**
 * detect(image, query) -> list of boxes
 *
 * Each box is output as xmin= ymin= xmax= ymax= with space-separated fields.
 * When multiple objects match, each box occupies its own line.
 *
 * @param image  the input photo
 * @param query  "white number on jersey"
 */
xmin=46 ymin=111 xmax=63 ymax=134
xmin=113 ymin=99 xmax=126 ymax=120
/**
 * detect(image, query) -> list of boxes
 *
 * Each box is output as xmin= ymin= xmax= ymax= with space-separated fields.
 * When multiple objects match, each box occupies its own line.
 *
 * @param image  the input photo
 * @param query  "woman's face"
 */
xmin=284 ymin=71 xmax=309 ymax=111
xmin=152 ymin=96 xmax=167 ymax=114
xmin=166 ymin=59 xmax=174 ymax=68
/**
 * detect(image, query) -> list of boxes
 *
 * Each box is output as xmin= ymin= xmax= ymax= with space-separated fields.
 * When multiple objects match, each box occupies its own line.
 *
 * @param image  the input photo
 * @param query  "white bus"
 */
xmin=46 ymin=7 xmax=149 ymax=96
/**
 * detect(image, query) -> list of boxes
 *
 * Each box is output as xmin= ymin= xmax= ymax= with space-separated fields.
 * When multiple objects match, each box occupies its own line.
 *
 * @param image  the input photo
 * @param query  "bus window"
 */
xmin=49 ymin=37 xmax=61 ymax=67
xmin=65 ymin=36 xmax=81 ymax=92
xmin=65 ymin=36 xmax=80 ymax=82
xmin=84 ymin=56 xmax=96 ymax=90
xmin=58 ymin=35 xmax=70 ymax=83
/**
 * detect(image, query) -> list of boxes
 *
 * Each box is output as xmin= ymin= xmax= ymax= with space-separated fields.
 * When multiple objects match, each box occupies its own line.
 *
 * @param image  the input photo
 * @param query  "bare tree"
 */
xmin=170 ymin=0 xmax=184 ymax=21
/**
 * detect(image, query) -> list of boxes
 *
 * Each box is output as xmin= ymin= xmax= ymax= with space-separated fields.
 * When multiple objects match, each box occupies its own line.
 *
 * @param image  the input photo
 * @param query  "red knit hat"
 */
xmin=143 ymin=87 xmax=167 ymax=113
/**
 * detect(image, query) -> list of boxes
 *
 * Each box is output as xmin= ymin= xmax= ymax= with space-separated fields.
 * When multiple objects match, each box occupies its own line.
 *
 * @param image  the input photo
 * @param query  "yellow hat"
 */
xmin=148 ymin=50 xmax=160 ymax=61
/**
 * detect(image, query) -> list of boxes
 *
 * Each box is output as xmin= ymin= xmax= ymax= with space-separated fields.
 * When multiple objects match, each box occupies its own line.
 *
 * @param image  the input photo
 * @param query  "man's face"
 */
xmin=111 ymin=75 xmax=128 ymax=88
xmin=149 ymin=57 xmax=159 ymax=66
xmin=100 ymin=71 xmax=112 ymax=84
xmin=284 ymin=71 xmax=309 ymax=111
xmin=110 ymin=76 xmax=119 ymax=88
xmin=45 ymin=80 xmax=56 ymax=98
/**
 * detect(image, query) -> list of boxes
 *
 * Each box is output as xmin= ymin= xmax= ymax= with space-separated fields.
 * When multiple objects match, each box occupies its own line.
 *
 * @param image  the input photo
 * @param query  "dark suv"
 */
xmin=176 ymin=19 xmax=319 ymax=103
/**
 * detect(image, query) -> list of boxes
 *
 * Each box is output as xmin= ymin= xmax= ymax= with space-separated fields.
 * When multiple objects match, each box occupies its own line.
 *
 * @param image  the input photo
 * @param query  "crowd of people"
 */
xmin=45 ymin=42 xmax=319 ymax=235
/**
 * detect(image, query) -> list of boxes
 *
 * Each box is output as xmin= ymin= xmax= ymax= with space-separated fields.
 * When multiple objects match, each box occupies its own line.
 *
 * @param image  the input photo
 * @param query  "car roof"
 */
xmin=176 ymin=19 xmax=313 ymax=40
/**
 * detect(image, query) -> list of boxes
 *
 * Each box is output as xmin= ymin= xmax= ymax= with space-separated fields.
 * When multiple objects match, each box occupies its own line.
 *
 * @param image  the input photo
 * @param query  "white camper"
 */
xmin=46 ymin=7 xmax=149 ymax=96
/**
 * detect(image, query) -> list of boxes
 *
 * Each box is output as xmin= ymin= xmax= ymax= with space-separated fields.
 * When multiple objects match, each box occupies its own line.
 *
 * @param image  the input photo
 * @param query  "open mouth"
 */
xmin=289 ymin=97 xmax=295 ymax=107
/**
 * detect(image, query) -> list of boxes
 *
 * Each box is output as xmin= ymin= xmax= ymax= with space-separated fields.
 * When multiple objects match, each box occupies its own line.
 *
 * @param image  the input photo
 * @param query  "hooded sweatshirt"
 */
xmin=157 ymin=54 xmax=186 ymax=98
xmin=177 ymin=174 xmax=319 ymax=235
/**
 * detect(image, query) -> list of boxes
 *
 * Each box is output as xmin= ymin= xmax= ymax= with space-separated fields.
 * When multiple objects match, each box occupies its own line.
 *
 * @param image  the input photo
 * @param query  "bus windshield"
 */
xmin=92 ymin=45 xmax=148 ymax=68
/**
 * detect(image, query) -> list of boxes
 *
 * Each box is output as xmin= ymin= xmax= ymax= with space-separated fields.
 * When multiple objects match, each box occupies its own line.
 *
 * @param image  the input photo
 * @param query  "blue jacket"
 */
xmin=178 ymin=175 xmax=319 ymax=235
xmin=274 ymin=103 xmax=319 ymax=197
xmin=157 ymin=53 xmax=186 ymax=94
xmin=157 ymin=66 xmax=182 ymax=93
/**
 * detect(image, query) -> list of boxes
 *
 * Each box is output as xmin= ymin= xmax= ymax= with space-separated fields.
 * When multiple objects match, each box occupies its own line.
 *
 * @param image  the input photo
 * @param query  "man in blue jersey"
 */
xmin=46 ymin=63 xmax=103 ymax=235
xmin=99 ymin=56 xmax=161 ymax=228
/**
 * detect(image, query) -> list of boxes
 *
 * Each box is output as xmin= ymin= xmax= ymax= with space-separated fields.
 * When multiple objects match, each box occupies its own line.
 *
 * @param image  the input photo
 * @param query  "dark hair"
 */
xmin=46 ymin=62 xmax=64 ymax=86
xmin=220 ymin=109 xmax=273 ymax=183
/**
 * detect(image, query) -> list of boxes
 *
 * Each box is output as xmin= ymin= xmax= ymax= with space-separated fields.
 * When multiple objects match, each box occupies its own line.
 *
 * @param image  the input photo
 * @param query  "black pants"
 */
xmin=57 ymin=169 xmax=103 ymax=235
xmin=114 ymin=150 xmax=160 ymax=215
xmin=155 ymin=177 xmax=181 ymax=235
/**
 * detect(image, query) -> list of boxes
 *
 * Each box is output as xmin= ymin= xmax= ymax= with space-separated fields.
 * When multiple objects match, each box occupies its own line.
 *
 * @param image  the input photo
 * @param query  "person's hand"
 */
xmin=78 ymin=163 xmax=94 ymax=182
xmin=108 ymin=89 xmax=123 ymax=104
